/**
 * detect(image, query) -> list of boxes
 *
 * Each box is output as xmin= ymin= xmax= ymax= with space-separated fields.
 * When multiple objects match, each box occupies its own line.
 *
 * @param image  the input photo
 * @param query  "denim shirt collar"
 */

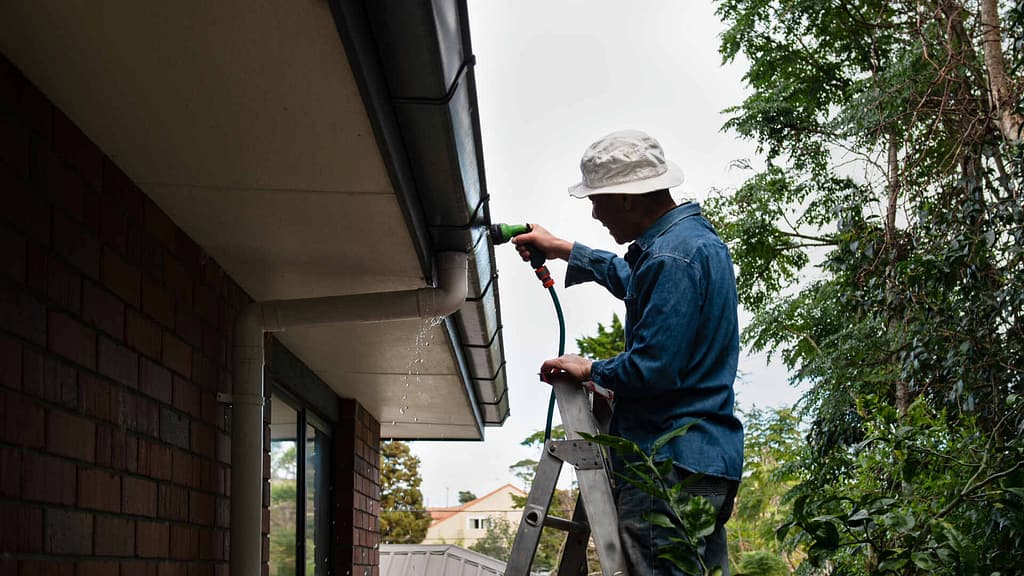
xmin=625 ymin=202 xmax=701 ymax=266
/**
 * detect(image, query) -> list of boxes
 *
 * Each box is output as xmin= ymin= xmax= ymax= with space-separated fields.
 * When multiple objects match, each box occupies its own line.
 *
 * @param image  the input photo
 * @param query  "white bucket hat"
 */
xmin=568 ymin=130 xmax=684 ymax=198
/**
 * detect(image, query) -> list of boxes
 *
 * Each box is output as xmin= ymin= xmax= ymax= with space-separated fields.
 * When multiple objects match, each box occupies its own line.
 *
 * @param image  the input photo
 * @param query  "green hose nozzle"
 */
xmin=488 ymin=223 xmax=532 ymax=245
xmin=489 ymin=223 xmax=546 ymax=268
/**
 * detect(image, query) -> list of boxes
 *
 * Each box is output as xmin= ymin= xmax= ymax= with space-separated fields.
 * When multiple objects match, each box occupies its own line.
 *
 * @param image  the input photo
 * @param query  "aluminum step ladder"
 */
xmin=505 ymin=379 xmax=629 ymax=576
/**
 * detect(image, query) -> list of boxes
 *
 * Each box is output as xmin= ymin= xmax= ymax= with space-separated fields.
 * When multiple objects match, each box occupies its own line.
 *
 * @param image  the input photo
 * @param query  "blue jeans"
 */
xmin=616 ymin=465 xmax=738 ymax=575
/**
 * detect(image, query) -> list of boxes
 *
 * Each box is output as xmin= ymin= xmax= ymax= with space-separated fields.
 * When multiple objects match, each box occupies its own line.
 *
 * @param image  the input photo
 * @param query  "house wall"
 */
xmin=0 ymin=53 xmax=380 ymax=576
xmin=423 ymin=486 xmax=525 ymax=548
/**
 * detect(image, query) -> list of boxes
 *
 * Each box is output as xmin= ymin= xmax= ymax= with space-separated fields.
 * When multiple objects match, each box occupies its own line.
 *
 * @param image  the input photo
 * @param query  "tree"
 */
xmin=468 ymin=516 xmax=516 ymax=561
xmin=729 ymin=406 xmax=803 ymax=571
xmin=576 ymin=313 xmax=625 ymax=360
xmin=380 ymin=440 xmax=431 ymax=544
xmin=457 ymin=490 xmax=477 ymax=504
xmin=709 ymin=0 xmax=1024 ymax=572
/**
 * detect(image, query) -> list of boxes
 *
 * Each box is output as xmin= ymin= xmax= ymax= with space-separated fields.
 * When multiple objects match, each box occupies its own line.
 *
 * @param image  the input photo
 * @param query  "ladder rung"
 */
xmin=543 ymin=514 xmax=590 ymax=534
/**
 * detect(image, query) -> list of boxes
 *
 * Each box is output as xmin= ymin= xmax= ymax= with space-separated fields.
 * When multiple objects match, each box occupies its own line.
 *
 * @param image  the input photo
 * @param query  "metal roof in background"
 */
xmin=380 ymin=544 xmax=507 ymax=576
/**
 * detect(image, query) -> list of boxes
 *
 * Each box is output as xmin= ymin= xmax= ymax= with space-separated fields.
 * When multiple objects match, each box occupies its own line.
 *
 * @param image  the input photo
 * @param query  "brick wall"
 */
xmin=335 ymin=400 xmax=382 ymax=576
xmin=0 ymin=54 xmax=239 ymax=575
xmin=0 ymin=53 xmax=382 ymax=576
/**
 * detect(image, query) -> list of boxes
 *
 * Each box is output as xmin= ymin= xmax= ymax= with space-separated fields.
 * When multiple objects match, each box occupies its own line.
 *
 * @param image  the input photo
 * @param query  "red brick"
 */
xmin=99 ymin=193 xmax=129 ymax=254
xmin=2 ymin=389 xmax=45 ymax=447
xmin=190 ymin=421 xmax=215 ymax=460
xmin=82 ymin=280 xmax=124 ymax=339
xmin=0 ymin=500 xmax=42 ymax=553
xmin=22 ymin=350 xmax=77 ymax=408
xmin=0 ymin=223 xmax=26 ymax=284
xmin=102 ymin=158 xmax=144 ymax=220
xmin=95 ymin=515 xmax=135 ymax=557
xmin=165 ymin=257 xmax=192 ymax=307
xmin=78 ymin=467 xmax=121 ymax=512
xmin=0 ymin=444 xmax=20 ymax=497
xmin=136 ymin=520 xmax=169 ymax=558
xmin=123 ymin=475 xmax=157 ymax=517
xmin=53 ymin=109 xmax=102 ymax=191
xmin=156 ymin=564 xmax=185 ymax=576
xmin=142 ymin=277 xmax=174 ymax=328
xmin=137 ymin=395 xmax=160 ymax=438
xmin=53 ymin=210 xmax=100 ymax=280
xmin=0 ymin=112 xmax=31 ymax=179
xmin=43 ymin=152 xmax=87 ymax=221
xmin=143 ymin=200 xmax=177 ymax=253
xmin=109 ymin=384 xmax=137 ymax=431
xmin=48 ymin=310 xmax=96 ymax=370
xmin=95 ymin=426 xmax=138 ymax=472
xmin=161 ymin=407 xmax=189 ymax=450
xmin=138 ymin=233 xmax=164 ymax=284
xmin=47 ymin=408 xmax=96 ymax=462
xmin=139 ymin=357 xmax=172 ymax=404
xmin=79 ymin=373 xmax=111 ymax=421
xmin=162 ymin=332 xmax=191 ymax=378
xmin=171 ymin=449 xmax=194 ymax=488
xmin=175 ymin=308 xmax=201 ymax=352
xmin=44 ymin=507 xmax=93 ymax=555
xmin=193 ymin=285 xmax=218 ymax=328
xmin=200 ymin=391 xmax=217 ymax=424
xmin=191 ymin=354 xmax=216 ymax=392
xmin=121 ymin=561 xmax=158 ymax=576
xmin=27 ymin=247 xmax=82 ymax=313
xmin=0 ymin=277 xmax=47 ymax=346
xmin=1 ymin=167 xmax=50 ymax=248
xmin=169 ymin=524 xmax=198 ymax=560
xmin=20 ymin=560 xmax=74 ymax=576
xmin=190 ymin=490 xmax=215 ymax=526
xmin=77 ymin=560 xmax=120 ymax=576
xmin=128 ymin=308 xmax=162 ymax=360
xmin=138 ymin=439 xmax=172 ymax=482
xmin=173 ymin=376 xmax=199 ymax=419
xmin=200 ymin=325 xmax=223 ymax=367
xmin=20 ymin=450 xmax=75 ymax=504
xmin=102 ymin=248 xmax=140 ymax=307
xmin=158 ymin=483 xmax=188 ymax=521
xmin=98 ymin=335 xmax=139 ymax=388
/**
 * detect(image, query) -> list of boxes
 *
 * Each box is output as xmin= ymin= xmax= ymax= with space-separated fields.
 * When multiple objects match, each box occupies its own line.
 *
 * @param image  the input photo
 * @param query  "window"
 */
xmin=269 ymin=391 xmax=332 ymax=576
xmin=468 ymin=516 xmax=491 ymax=531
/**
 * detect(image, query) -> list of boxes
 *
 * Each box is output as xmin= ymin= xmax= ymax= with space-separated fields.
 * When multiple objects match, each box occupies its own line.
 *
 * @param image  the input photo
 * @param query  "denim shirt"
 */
xmin=566 ymin=202 xmax=744 ymax=480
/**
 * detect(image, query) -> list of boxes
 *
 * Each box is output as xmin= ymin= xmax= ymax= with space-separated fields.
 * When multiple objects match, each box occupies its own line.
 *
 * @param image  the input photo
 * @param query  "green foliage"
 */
xmin=576 ymin=314 xmax=625 ymax=360
xmin=458 ymin=490 xmax=477 ymax=504
xmin=729 ymin=406 xmax=803 ymax=570
xmin=737 ymin=551 xmax=790 ymax=576
xmin=380 ymin=441 xmax=431 ymax=544
xmin=468 ymin=516 xmax=516 ymax=561
xmin=583 ymin=426 xmax=722 ymax=576
xmin=710 ymin=0 xmax=1024 ymax=573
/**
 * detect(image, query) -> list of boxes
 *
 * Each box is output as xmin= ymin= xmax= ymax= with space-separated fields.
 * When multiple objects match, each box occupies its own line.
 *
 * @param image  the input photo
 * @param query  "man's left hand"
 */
xmin=540 ymin=353 xmax=592 ymax=383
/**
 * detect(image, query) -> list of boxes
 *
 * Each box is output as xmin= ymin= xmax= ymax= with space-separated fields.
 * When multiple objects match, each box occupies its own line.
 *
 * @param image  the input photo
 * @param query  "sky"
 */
xmin=410 ymin=0 xmax=806 ymax=508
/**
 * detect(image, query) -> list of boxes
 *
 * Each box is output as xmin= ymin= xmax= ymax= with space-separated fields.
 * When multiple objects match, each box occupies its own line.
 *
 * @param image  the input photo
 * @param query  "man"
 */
xmin=512 ymin=130 xmax=743 ymax=575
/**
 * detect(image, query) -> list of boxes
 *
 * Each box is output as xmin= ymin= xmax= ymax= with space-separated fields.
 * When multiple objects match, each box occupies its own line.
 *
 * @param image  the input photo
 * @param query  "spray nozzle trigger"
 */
xmin=489 ymin=223 xmax=546 ymax=268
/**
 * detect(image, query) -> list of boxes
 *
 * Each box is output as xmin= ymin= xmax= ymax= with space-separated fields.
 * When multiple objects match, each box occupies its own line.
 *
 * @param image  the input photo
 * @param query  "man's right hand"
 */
xmin=511 ymin=224 xmax=573 ymax=263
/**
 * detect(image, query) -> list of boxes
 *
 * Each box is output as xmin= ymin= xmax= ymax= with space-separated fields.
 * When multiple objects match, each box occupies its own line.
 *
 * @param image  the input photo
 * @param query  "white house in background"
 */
xmin=424 ymin=484 xmax=528 ymax=547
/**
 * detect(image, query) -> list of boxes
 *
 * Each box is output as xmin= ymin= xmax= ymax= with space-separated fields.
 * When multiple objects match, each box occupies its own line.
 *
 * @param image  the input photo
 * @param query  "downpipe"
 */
xmin=230 ymin=252 xmax=468 ymax=576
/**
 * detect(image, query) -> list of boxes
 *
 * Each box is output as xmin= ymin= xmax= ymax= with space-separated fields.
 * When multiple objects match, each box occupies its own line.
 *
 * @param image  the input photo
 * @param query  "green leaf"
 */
xmin=653 ymin=421 xmax=698 ymax=452
xmin=911 ymin=552 xmax=938 ymax=570
xmin=645 ymin=511 xmax=676 ymax=529
xmin=680 ymin=496 xmax=717 ymax=539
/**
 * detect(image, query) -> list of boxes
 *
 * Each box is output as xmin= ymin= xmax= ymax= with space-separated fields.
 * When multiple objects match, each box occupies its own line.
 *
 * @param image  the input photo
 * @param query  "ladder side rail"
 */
xmin=505 ymin=446 xmax=563 ymax=575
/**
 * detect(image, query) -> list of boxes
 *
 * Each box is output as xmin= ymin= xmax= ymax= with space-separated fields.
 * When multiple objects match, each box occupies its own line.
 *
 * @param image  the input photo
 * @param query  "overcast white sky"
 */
xmin=411 ymin=0 xmax=805 ymax=508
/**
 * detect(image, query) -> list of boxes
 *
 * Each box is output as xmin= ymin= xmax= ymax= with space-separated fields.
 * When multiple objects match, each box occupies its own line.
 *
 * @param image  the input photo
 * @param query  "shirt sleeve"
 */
xmin=589 ymin=253 xmax=702 ymax=398
xmin=565 ymin=242 xmax=632 ymax=299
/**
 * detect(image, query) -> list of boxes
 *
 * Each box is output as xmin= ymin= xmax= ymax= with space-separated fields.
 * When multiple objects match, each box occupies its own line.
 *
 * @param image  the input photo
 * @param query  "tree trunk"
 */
xmin=979 ymin=0 xmax=1024 ymax=144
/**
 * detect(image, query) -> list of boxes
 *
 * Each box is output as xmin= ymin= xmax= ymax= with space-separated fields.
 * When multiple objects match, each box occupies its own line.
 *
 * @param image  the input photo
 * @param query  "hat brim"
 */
xmin=568 ymin=161 xmax=684 ymax=199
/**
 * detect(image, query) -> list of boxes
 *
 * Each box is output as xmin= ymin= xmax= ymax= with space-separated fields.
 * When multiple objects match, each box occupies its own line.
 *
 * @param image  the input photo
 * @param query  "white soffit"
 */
xmin=1 ymin=1 xmax=477 ymax=437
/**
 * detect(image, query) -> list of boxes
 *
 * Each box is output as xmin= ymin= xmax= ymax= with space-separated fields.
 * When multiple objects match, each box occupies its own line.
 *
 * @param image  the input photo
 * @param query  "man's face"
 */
xmin=590 ymin=194 xmax=633 ymax=244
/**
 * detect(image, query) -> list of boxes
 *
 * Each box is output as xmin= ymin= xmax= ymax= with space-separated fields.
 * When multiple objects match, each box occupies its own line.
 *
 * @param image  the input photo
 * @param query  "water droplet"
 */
xmin=413 ymin=417 xmax=419 ymax=422
xmin=390 ymin=420 xmax=396 ymax=426
xmin=401 ymin=395 xmax=407 ymax=401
